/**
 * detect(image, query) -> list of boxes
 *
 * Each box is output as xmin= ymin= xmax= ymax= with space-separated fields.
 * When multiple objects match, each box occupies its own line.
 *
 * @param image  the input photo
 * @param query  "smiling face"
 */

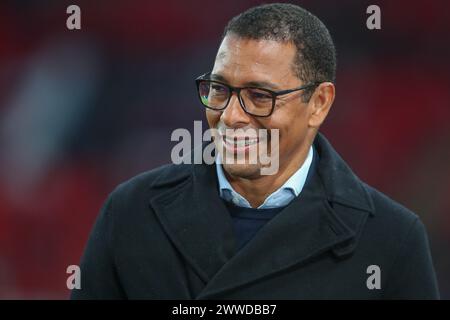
xmin=206 ymin=34 xmax=334 ymax=181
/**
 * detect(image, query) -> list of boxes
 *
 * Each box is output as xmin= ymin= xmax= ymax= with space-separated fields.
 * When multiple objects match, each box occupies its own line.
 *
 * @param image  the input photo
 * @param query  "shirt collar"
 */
xmin=215 ymin=145 xmax=314 ymax=209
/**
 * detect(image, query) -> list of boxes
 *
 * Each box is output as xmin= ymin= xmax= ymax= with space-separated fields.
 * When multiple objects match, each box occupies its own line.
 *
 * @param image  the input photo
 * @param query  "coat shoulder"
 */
xmin=110 ymin=163 xmax=193 ymax=203
xmin=362 ymin=182 xmax=419 ymax=230
xmin=360 ymin=184 xmax=439 ymax=299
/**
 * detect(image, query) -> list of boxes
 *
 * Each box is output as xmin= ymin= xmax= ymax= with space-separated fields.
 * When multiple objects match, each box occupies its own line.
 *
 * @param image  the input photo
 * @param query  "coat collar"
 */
xmin=149 ymin=132 xmax=375 ymax=298
xmin=313 ymin=132 xmax=375 ymax=214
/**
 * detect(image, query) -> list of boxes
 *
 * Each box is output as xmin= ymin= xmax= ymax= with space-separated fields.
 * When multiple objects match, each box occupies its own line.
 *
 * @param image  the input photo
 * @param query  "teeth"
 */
xmin=224 ymin=137 xmax=258 ymax=147
xmin=245 ymin=139 xmax=258 ymax=146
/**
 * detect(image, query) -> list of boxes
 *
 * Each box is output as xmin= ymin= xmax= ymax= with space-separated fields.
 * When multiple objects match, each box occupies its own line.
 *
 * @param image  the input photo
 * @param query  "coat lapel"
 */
xmin=150 ymin=161 xmax=237 ymax=284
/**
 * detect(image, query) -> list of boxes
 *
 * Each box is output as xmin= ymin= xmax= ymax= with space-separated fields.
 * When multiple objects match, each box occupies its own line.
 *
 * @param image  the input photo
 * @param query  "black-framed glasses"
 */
xmin=195 ymin=72 xmax=321 ymax=117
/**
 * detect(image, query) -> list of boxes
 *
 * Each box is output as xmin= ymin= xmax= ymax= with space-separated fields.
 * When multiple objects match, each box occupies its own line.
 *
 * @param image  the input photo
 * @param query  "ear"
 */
xmin=307 ymin=82 xmax=335 ymax=128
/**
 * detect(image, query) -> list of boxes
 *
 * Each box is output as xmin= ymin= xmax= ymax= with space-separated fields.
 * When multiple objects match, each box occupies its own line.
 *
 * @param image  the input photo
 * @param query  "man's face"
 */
xmin=206 ymin=34 xmax=313 ymax=179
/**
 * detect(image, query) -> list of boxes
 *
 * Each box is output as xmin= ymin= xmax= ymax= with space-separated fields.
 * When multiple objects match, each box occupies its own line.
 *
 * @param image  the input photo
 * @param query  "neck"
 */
xmin=226 ymin=141 xmax=312 ymax=208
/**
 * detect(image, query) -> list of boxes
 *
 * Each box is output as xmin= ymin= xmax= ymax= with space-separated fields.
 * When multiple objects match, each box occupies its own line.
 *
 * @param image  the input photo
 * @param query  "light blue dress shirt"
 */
xmin=215 ymin=145 xmax=314 ymax=209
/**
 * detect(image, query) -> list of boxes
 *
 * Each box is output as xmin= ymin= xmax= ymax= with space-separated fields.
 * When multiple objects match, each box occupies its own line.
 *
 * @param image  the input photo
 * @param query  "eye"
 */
xmin=211 ymin=84 xmax=227 ymax=93
xmin=248 ymin=89 xmax=272 ymax=101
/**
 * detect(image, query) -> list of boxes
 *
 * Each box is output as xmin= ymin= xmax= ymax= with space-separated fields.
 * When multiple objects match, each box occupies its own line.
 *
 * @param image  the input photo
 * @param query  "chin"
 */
xmin=222 ymin=162 xmax=263 ymax=179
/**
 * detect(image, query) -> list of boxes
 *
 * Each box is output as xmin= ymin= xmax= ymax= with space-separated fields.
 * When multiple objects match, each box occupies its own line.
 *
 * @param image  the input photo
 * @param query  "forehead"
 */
xmin=212 ymin=35 xmax=297 ymax=86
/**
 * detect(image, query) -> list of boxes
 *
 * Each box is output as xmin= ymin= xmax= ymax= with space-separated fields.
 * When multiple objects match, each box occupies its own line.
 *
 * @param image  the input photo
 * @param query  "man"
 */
xmin=72 ymin=3 xmax=439 ymax=299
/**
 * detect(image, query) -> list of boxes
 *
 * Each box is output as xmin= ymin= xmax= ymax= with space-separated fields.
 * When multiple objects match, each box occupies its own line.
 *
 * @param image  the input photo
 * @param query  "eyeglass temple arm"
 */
xmin=274 ymin=82 xmax=322 ymax=96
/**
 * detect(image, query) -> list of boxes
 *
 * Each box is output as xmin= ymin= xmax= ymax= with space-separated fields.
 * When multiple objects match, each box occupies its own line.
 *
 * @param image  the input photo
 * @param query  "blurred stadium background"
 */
xmin=0 ymin=0 xmax=449 ymax=299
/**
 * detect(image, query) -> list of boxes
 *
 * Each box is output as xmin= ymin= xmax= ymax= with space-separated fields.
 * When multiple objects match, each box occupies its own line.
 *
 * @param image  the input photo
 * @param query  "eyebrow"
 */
xmin=210 ymin=73 xmax=281 ymax=91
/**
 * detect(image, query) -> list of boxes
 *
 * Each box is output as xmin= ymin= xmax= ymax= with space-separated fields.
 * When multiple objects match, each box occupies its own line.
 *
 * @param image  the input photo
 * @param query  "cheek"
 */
xmin=267 ymin=108 xmax=308 ymax=147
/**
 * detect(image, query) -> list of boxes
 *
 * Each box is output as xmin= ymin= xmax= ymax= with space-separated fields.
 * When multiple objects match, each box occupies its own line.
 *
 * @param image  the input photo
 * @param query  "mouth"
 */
xmin=220 ymin=134 xmax=261 ymax=154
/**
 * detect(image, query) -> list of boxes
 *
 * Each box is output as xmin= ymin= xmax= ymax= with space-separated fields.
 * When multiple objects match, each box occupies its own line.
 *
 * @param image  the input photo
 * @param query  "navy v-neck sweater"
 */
xmin=223 ymin=201 xmax=286 ymax=250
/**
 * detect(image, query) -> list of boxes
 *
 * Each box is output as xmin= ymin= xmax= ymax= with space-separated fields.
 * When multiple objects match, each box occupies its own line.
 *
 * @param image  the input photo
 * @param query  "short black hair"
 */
xmin=223 ymin=3 xmax=336 ymax=101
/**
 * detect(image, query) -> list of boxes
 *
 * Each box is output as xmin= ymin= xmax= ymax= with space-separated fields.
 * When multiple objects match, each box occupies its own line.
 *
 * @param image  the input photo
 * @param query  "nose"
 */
xmin=221 ymin=92 xmax=251 ymax=128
